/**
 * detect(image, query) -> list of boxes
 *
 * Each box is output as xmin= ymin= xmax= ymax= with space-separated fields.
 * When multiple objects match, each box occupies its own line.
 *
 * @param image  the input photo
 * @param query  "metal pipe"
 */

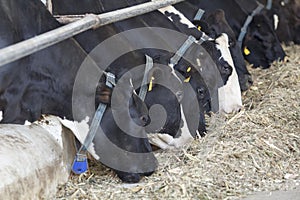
xmin=0 ymin=0 xmax=185 ymax=67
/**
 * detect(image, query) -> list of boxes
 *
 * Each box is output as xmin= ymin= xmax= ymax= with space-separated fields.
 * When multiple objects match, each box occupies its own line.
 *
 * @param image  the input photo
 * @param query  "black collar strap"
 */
xmin=237 ymin=3 xmax=264 ymax=47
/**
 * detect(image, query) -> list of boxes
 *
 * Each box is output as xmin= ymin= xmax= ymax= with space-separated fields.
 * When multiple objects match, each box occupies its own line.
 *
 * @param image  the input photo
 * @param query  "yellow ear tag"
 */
xmin=184 ymin=76 xmax=191 ymax=83
xmin=197 ymin=26 xmax=201 ymax=31
xmin=244 ymin=47 xmax=251 ymax=55
xmin=187 ymin=67 xmax=192 ymax=72
xmin=148 ymin=77 xmax=155 ymax=92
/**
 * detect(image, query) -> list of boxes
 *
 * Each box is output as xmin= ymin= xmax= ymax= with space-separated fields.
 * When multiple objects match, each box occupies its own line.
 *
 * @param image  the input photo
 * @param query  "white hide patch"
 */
xmin=158 ymin=6 xmax=195 ymax=29
xmin=59 ymin=117 xmax=100 ymax=160
xmin=24 ymin=120 xmax=32 ymax=125
xmin=0 ymin=111 xmax=2 ymax=122
xmin=215 ymin=34 xmax=242 ymax=113
xmin=40 ymin=0 xmax=46 ymax=5
xmin=148 ymin=104 xmax=193 ymax=149
xmin=273 ymin=14 xmax=279 ymax=30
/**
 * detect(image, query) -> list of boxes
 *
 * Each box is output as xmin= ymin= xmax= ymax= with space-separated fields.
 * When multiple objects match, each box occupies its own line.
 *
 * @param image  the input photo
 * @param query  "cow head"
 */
xmin=195 ymin=9 xmax=253 ymax=91
xmin=143 ymin=64 xmax=184 ymax=135
xmin=174 ymin=63 xmax=208 ymax=137
xmin=262 ymin=0 xmax=300 ymax=44
xmin=243 ymin=13 xmax=286 ymax=68
xmin=95 ymin=74 xmax=157 ymax=183
xmin=201 ymin=39 xmax=233 ymax=85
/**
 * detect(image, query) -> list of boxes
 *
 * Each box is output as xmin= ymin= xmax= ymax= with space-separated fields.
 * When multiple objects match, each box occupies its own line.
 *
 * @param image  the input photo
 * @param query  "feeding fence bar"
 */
xmin=0 ymin=0 xmax=185 ymax=67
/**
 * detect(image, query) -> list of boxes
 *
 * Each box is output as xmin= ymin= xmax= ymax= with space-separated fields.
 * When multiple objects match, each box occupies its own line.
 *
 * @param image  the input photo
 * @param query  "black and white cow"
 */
xmin=123 ymin=0 xmax=243 ymax=113
xmin=187 ymin=0 xmax=286 ymax=68
xmin=0 ymin=0 xmax=159 ymax=183
xmin=259 ymin=0 xmax=300 ymax=44
xmin=153 ymin=5 xmax=243 ymax=114
xmin=51 ymin=0 xmax=206 ymax=149
xmin=173 ymin=2 xmax=253 ymax=91
xmin=52 ymin=0 xmax=243 ymax=150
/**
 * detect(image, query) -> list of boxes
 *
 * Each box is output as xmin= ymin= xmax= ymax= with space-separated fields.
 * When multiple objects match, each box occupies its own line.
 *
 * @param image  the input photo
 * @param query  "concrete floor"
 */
xmin=242 ymin=186 xmax=300 ymax=200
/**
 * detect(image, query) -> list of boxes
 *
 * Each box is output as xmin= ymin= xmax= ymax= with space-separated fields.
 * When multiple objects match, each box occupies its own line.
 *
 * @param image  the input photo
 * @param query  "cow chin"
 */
xmin=115 ymin=171 xmax=142 ymax=183
xmin=239 ymin=74 xmax=253 ymax=92
xmin=115 ymin=169 xmax=155 ymax=183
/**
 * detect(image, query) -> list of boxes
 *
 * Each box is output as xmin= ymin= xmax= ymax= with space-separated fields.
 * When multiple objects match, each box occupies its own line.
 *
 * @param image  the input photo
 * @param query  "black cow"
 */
xmin=259 ymin=0 xmax=300 ymax=44
xmin=187 ymin=0 xmax=286 ymax=68
xmin=0 ymin=0 xmax=158 ymax=183
xmin=174 ymin=2 xmax=253 ymax=91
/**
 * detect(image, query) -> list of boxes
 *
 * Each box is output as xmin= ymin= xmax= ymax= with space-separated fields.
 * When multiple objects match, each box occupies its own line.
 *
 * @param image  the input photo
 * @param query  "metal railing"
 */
xmin=0 ymin=0 xmax=184 ymax=67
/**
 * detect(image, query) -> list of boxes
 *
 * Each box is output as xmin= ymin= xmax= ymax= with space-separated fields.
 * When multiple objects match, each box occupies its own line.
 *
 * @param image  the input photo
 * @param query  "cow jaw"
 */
xmin=148 ymin=104 xmax=193 ymax=149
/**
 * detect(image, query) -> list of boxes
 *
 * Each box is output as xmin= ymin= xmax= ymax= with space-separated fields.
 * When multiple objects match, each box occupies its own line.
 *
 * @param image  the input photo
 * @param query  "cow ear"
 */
xmin=96 ymin=83 xmax=112 ymax=105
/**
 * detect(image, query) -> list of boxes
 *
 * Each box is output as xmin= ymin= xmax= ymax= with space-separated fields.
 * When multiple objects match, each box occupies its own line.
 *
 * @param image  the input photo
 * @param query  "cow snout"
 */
xmin=240 ymin=74 xmax=253 ymax=91
xmin=140 ymin=114 xmax=150 ymax=126
xmin=115 ymin=171 xmax=142 ymax=183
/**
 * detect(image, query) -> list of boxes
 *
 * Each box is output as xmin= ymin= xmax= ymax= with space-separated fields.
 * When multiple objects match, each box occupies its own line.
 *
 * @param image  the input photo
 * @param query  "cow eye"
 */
xmin=257 ymin=24 xmax=261 ymax=28
xmin=229 ymin=40 xmax=235 ymax=47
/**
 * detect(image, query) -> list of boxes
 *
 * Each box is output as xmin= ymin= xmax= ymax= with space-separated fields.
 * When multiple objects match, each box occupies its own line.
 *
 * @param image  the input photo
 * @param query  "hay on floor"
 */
xmin=56 ymin=45 xmax=300 ymax=200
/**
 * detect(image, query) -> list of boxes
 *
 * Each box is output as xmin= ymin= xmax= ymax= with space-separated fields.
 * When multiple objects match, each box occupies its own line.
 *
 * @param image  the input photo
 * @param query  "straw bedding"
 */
xmin=56 ymin=44 xmax=300 ymax=200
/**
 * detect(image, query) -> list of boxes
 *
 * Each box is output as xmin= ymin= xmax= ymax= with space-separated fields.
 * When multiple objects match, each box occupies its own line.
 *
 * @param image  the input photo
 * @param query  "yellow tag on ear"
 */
xmin=187 ymin=67 xmax=192 ymax=72
xmin=244 ymin=47 xmax=251 ymax=55
xmin=184 ymin=76 xmax=191 ymax=83
xmin=148 ymin=77 xmax=155 ymax=92
xmin=197 ymin=26 xmax=201 ymax=31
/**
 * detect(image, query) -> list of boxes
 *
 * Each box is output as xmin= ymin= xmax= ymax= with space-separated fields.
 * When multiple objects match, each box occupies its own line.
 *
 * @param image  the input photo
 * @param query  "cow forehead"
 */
xmin=215 ymin=33 xmax=232 ymax=65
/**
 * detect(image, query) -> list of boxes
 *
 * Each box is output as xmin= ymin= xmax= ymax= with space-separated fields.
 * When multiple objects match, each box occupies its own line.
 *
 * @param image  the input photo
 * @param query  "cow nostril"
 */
xmin=176 ymin=91 xmax=184 ymax=102
xmin=140 ymin=115 xmax=150 ymax=126
xmin=247 ymin=75 xmax=253 ymax=86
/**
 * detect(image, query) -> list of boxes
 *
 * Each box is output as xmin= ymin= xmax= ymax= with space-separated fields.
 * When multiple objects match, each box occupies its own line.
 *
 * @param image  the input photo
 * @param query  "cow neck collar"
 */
xmin=71 ymin=57 xmax=153 ymax=174
xmin=169 ymin=35 xmax=197 ymax=67
xmin=138 ymin=55 xmax=154 ymax=101
xmin=266 ymin=0 xmax=273 ymax=10
xmin=193 ymin=8 xmax=205 ymax=21
xmin=237 ymin=2 xmax=264 ymax=47
xmin=72 ymin=72 xmax=116 ymax=174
